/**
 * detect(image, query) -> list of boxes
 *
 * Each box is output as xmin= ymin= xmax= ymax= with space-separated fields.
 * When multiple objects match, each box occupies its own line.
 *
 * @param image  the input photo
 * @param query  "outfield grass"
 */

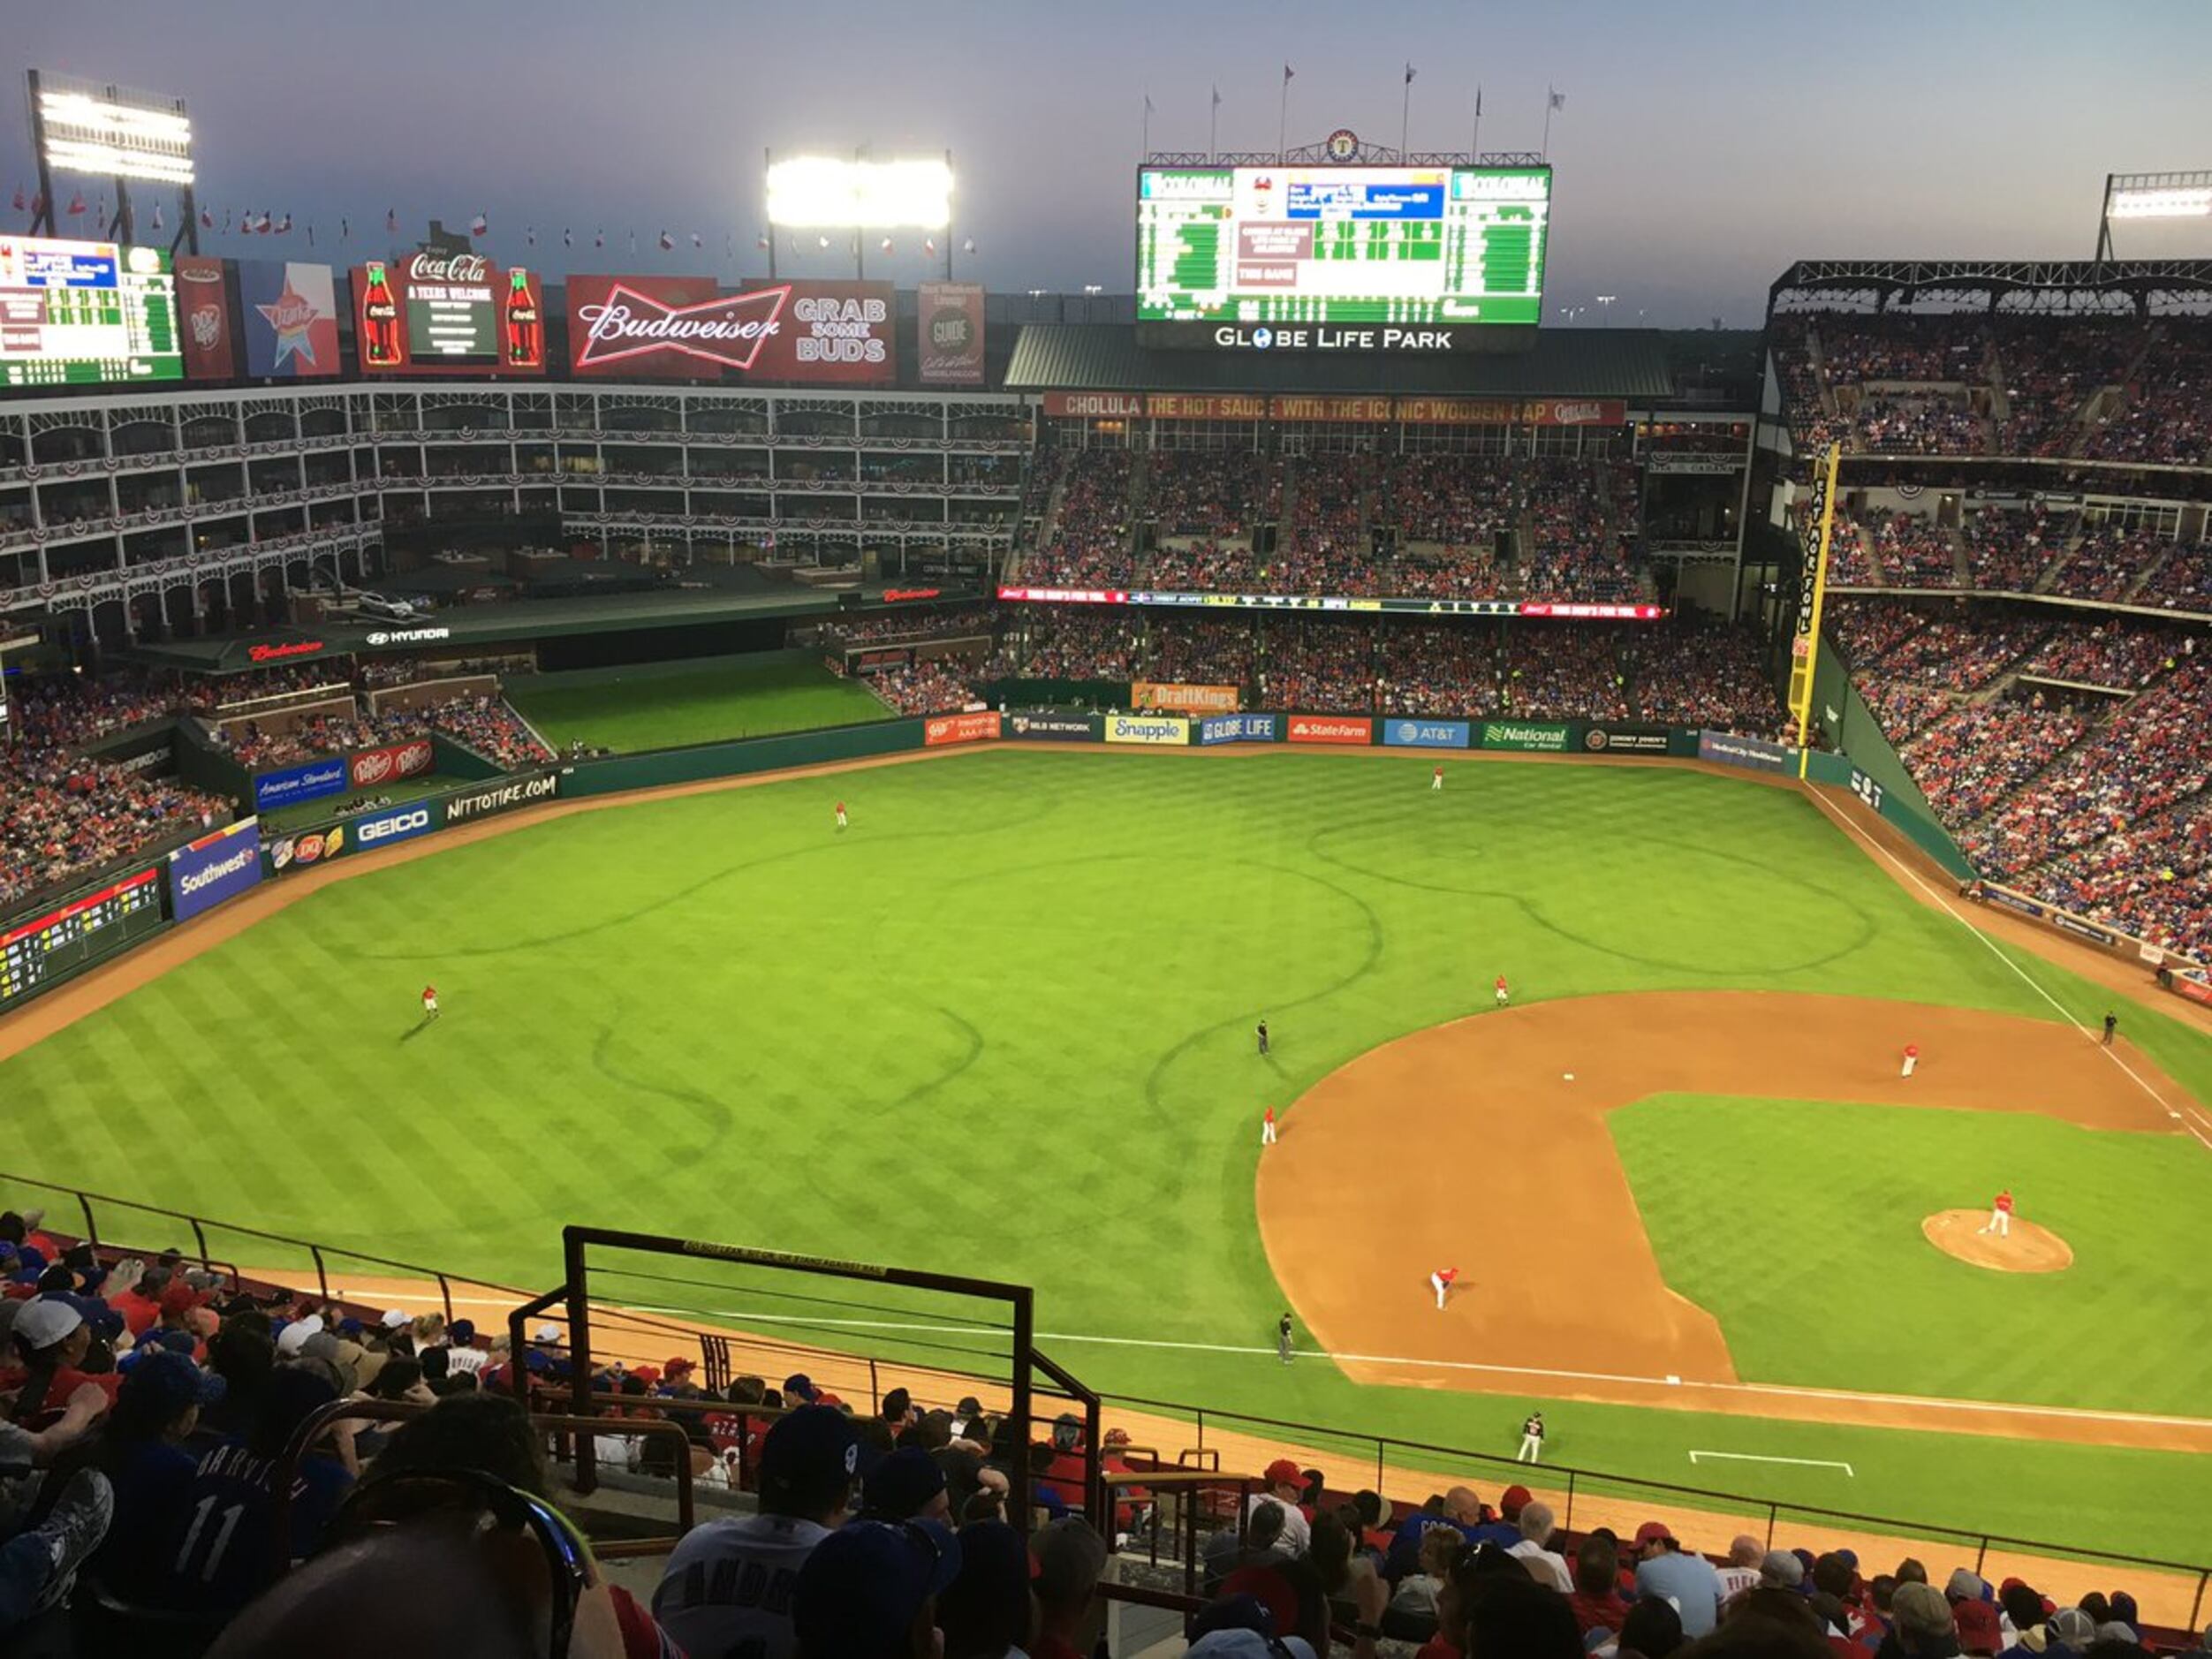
xmin=5 ymin=752 xmax=2211 ymax=1556
xmin=260 ymin=774 xmax=469 ymax=833
xmin=504 ymin=655 xmax=890 ymax=753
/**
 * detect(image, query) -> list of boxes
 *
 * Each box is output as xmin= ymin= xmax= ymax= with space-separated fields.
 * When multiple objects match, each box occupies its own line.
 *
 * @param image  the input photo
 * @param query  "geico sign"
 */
xmin=356 ymin=807 xmax=431 ymax=846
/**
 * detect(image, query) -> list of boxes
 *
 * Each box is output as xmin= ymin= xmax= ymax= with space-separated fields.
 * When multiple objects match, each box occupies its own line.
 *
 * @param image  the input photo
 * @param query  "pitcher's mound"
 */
xmin=1921 ymin=1209 xmax=2072 ymax=1274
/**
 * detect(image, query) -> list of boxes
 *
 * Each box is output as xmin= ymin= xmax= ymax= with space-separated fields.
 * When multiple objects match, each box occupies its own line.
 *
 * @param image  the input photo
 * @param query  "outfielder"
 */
xmin=1277 ymin=1312 xmax=1293 ymax=1366
xmin=1256 ymin=1019 xmax=1270 ymax=1057
xmin=1517 ymin=1412 xmax=1545 ymax=1464
xmin=1900 ymin=1042 xmax=1919 ymax=1078
xmin=1430 ymin=1266 xmax=1458 ymax=1311
xmin=1494 ymin=975 xmax=1510 ymax=1009
xmin=1261 ymin=1105 xmax=1276 ymax=1146
xmin=1977 ymin=1189 xmax=2013 ymax=1238
xmin=1432 ymin=764 xmax=1444 ymax=792
xmin=834 ymin=800 xmax=848 ymax=830
xmin=421 ymin=984 xmax=439 ymax=1021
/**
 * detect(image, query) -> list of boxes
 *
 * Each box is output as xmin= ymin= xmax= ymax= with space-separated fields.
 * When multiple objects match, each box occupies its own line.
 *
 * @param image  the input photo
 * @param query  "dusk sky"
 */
xmin=6 ymin=0 xmax=2209 ymax=326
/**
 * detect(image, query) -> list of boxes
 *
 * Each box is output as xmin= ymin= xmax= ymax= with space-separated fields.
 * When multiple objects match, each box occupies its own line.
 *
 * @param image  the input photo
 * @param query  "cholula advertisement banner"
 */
xmin=917 ymin=282 xmax=986 ymax=385
xmin=173 ymin=256 xmax=237 ymax=380
xmin=168 ymin=818 xmax=263 ymax=922
xmin=351 ymin=252 xmax=546 ymax=377
xmin=237 ymin=260 xmax=341 ymax=379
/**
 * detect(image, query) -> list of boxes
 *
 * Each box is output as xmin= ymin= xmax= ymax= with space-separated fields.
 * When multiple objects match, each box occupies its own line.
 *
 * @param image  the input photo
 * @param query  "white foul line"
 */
xmin=1690 ymin=1451 xmax=1853 ymax=1476
xmin=1802 ymin=788 xmax=2212 ymax=1153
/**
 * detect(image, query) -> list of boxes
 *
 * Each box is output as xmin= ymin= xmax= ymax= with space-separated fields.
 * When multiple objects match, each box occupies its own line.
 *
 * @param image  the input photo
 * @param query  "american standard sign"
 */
xmin=443 ymin=771 xmax=557 ymax=825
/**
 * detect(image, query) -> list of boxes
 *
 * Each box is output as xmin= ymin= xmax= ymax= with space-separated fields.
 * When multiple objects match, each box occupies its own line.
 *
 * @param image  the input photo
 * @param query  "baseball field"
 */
xmin=5 ymin=740 xmax=2211 ymax=1569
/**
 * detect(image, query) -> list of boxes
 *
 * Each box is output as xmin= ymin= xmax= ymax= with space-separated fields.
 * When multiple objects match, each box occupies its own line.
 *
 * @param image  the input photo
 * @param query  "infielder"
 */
xmin=1517 ymin=1412 xmax=1545 ymax=1464
xmin=1977 ymin=1189 xmax=2013 ymax=1238
xmin=1277 ymin=1312 xmax=1293 ymax=1366
xmin=834 ymin=800 xmax=848 ymax=830
xmin=1430 ymin=1266 xmax=1458 ymax=1310
xmin=1432 ymin=764 xmax=1444 ymax=792
xmin=1261 ymin=1105 xmax=1277 ymax=1146
xmin=1494 ymin=974 xmax=1510 ymax=1009
xmin=421 ymin=984 xmax=439 ymax=1021
xmin=1900 ymin=1042 xmax=1919 ymax=1078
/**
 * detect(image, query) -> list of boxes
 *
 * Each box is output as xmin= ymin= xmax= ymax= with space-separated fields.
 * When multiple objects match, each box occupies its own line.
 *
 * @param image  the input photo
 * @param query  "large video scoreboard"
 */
xmin=0 ymin=865 xmax=165 ymax=1011
xmin=0 ymin=238 xmax=182 ymax=387
xmin=1137 ymin=165 xmax=1549 ymax=348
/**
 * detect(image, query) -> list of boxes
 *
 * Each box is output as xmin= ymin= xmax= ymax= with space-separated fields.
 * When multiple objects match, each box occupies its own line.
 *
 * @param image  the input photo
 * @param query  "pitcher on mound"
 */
xmin=1977 ymin=1189 xmax=2013 ymax=1238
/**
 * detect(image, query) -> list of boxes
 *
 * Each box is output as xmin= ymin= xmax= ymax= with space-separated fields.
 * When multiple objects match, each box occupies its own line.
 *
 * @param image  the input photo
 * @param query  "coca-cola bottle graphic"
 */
xmin=361 ymin=261 xmax=402 ymax=367
xmin=504 ymin=269 xmax=541 ymax=367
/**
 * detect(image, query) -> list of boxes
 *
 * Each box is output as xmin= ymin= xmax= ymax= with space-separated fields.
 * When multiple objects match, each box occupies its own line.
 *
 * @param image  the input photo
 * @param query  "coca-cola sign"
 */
xmin=572 ymin=283 xmax=789 ymax=374
xmin=406 ymin=251 xmax=490 ymax=284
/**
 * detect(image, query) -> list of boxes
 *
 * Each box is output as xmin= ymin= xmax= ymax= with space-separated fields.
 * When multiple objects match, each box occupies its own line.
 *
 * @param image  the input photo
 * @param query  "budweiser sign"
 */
xmin=407 ymin=251 xmax=490 ymax=283
xmin=247 ymin=640 xmax=324 ymax=663
xmin=574 ymin=283 xmax=789 ymax=372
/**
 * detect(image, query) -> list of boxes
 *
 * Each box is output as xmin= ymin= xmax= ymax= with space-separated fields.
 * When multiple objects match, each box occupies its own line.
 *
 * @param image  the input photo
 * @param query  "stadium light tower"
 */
xmin=27 ymin=70 xmax=200 ymax=254
xmin=2094 ymin=169 xmax=2212 ymax=264
xmin=764 ymin=151 xmax=955 ymax=281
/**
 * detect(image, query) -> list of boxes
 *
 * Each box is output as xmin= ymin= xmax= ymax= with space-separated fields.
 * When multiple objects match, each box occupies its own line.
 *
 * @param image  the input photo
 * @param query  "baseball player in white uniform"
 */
xmin=1431 ymin=1267 xmax=1458 ymax=1310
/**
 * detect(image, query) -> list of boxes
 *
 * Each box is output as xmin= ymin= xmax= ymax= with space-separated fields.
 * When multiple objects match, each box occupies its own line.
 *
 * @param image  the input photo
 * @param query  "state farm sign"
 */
xmin=567 ymin=276 xmax=787 ymax=377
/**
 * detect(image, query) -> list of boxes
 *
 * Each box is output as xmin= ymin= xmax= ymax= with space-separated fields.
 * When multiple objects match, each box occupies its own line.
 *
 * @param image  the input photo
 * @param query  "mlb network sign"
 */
xmin=169 ymin=818 xmax=264 ymax=922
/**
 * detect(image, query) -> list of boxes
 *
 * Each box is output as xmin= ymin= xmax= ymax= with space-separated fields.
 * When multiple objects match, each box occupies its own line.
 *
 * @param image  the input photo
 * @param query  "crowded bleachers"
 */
xmin=2079 ymin=326 xmax=2212 ymax=466
xmin=1902 ymin=696 xmax=2087 ymax=828
xmin=2048 ymin=525 xmax=2158 ymax=602
xmin=0 ymin=748 xmax=229 ymax=909
xmin=4 ymin=1208 xmax=2196 ymax=1659
xmin=1866 ymin=512 xmax=1960 ymax=589
xmin=2140 ymin=539 xmax=2212 ymax=613
xmin=812 ymin=607 xmax=998 ymax=650
xmin=1148 ymin=451 xmax=1284 ymax=540
xmin=1961 ymin=505 xmax=2072 ymax=594
xmin=1376 ymin=622 xmax=1499 ymax=717
xmin=1623 ymin=616 xmax=1779 ymax=731
xmin=1994 ymin=320 xmax=2143 ymax=456
xmin=867 ymin=660 xmax=977 ymax=716
xmin=1504 ymin=625 xmax=1630 ymax=721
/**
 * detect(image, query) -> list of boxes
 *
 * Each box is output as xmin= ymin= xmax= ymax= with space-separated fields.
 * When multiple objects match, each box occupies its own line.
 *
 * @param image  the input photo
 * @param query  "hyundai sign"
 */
xmin=168 ymin=818 xmax=263 ymax=922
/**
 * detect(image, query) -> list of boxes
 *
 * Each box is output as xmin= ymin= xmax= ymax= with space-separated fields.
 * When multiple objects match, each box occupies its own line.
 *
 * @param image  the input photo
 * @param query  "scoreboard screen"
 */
xmin=1137 ymin=165 xmax=1549 ymax=347
xmin=0 ymin=238 xmax=182 ymax=387
xmin=0 ymin=865 xmax=165 ymax=1011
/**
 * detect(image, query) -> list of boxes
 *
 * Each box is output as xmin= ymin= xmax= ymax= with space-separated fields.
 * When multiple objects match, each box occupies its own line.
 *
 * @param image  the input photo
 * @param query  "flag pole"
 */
xmin=1278 ymin=66 xmax=1291 ymax=163
xmin=1542 ymin=87 xmax=1556 ymax=159
xmin=1471 ymin=86 xmax=1482 ymax=159
xmin=1209 ymin=85 xmax=1220 ymax=163
xmin=1142 ymin=92 xmax=1152 ymax=157
xmin=1401 ymin=65 xmax=1413 ymax=159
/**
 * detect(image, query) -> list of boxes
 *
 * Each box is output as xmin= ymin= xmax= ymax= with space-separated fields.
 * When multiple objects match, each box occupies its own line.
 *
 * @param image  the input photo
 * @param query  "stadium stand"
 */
xmin=4 ymin=1212 xmax=2203 ymax=1656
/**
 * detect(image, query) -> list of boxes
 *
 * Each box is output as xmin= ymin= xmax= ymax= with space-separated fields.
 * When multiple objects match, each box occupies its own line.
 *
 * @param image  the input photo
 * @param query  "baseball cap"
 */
xmin=1946 ymin=1567 xmax=1989 ymax=1602
xmin=863 ymin=1445 xmax=948 ymax=1519
xmin=1632 ymin=1521 xmax=1675 ymax=1549
xmin=782 ymin=1372 xmax=819 ymax=1403
xmin=1892 ymin=1581 xmax=1954 ymax=1639
xmin=1952 ymin=1598 xmax=2003 ymax=1655
xmin=1186 ymin=1590 xmax=1319 ymax=1659
xmin=1500 ymin=1484 xmax=1532 ymax=1519
xmin=955 ymin=1396 xmax=982 ymax=1419
xmin=1031 ymin=1516 xmax=1110 ymax=1606
xmin=121 ymin=1349 xmax=226 ymax=1416
xmin=159 ymin=1280 xmax=212 ymax=1319
xmin=791 ymin=1518 xmax=962 ymax=1657
xmin=1761 ymin=1549 xmax=1805 ymax=1588
xmin=758 ymin=1405 xmax=860 ymax=1506
xmin=532 ymin=1323 xmax=562 ymax=1345
xmin=2048 ymin=1608 xmax=2095 ymax=1645
xmin=1262 ymin=1458 xmax=1301 ymax=1488
xmin=13 ymin=1298 xmax=84 ymax=1352
xmin=380 ymin=1310 xmax=410 ymax=1330
xmin=448 ymin=1319 xmax=476 ymax=1345
xmin=663 ymin=1356 xmax=696 ymax=1376
xmin=275 ymin=1314 xmax=324 ymax=1355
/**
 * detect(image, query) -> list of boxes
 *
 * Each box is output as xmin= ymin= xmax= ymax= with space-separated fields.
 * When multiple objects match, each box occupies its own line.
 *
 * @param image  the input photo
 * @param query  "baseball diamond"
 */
xmin=4 ymin=39 xmax=2212 ymax=1648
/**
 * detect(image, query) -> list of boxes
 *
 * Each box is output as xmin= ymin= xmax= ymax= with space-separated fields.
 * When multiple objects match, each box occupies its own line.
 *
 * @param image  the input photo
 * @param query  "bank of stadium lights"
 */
xmin=2095 ymin=169 xmax=2212 ymax=263
xmin=37 ymin=89 xmax=194 ymax=186
xmin=765 ymin=157 xmax=952 ymax=229
xmin=27 ymin=71 xmax=200 ymax=253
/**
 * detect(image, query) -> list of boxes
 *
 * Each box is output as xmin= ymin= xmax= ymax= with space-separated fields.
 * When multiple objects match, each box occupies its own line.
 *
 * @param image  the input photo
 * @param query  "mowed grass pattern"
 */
xmin=1611 ymin=1096 xmax=2212 ymax=1416
xmin=7 ymin=750 xmax=2212 ymax=1554
xmin=504 ymin=657 xmax=890 ymax=753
